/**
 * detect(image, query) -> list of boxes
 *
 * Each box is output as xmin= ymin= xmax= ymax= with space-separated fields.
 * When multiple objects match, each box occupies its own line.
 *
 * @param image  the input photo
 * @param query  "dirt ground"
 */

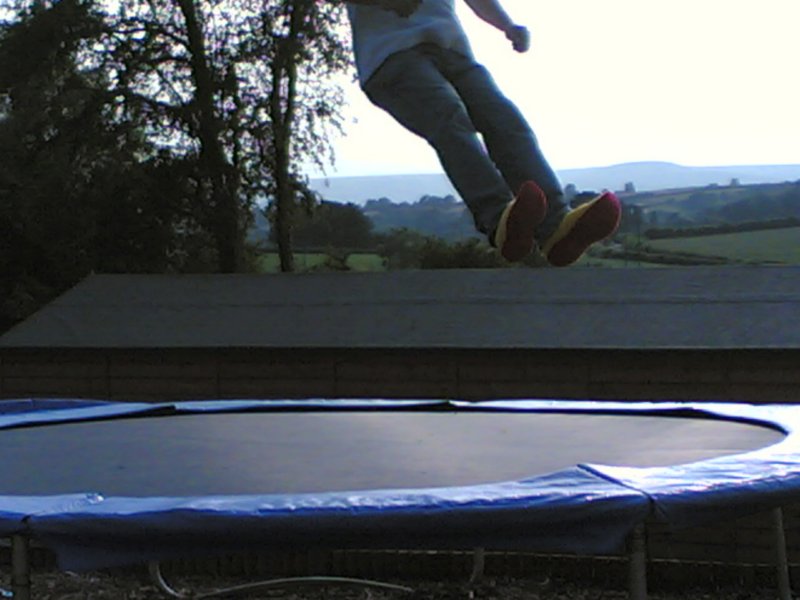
xmin=0 ymin=570 xmax=784 ymax=600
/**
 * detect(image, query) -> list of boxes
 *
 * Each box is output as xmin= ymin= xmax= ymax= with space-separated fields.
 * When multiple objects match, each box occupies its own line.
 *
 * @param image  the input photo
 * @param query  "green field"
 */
xmin=257 ymin=252 xmax=385 ymax=273
xmin=645 ymin=227 xmax=800 ymax=264
xmin=256 ymin=227 xmax=800 ymax=271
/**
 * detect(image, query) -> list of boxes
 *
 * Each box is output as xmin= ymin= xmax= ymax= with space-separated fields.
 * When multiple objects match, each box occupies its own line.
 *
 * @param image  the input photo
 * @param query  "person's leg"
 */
xmin=435 ymin=49 xmax=567 ymax=242
xmin=363 ymin=45 xmax=531 ymax=239
xmin=437 ymin=49 xmax=621 ymax=266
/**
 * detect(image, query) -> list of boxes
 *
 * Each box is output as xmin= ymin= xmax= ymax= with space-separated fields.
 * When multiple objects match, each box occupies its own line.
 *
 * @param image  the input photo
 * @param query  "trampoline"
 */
xmin=3 ymin=398 xmax=800 ymax=598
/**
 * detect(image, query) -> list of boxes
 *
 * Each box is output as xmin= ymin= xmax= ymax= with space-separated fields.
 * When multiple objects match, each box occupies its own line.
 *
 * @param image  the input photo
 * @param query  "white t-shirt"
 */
xmin=346 ymin=0 xmax=475 ymax=86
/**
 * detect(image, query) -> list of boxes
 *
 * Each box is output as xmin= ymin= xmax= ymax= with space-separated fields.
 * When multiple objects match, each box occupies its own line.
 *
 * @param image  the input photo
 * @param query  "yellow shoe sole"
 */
xmin=542 ymin=191 xmax=621 ymax=267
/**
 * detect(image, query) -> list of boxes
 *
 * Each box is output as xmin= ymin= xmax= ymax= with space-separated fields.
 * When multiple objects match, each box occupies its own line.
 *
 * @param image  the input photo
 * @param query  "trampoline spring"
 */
xmin=149 ymin=562 xmax=187 ymax=599
xmin=148 ymin=561 xmax=414 ymax=599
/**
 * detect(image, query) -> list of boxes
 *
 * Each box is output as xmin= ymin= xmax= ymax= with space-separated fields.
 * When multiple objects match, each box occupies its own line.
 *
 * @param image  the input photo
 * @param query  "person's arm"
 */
xmin=463 ymin=0 xmax=530 ymax=52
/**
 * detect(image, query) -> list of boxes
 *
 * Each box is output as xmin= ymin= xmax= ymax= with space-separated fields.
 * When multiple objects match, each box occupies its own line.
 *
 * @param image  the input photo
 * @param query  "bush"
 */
xmin=418 ymin=238 xmax=505 ymax=269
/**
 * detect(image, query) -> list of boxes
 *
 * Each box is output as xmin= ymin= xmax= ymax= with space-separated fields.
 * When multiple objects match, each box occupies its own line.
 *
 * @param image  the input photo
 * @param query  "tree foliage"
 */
xmin=418 ymin=237 xmax=505 ymax=269
xmin=262 ymin=0 xmax=349 ymax=271
xmin=364 ymin=194 xmax=477 ymax=241
xmin=282 ymin=201 xmax=375 ymax=250
xmin=0 ymin=0 xmax=351 ymax=331
xmin=99 ymin=0 xmax=349 ymax=271
xmin=0 ymin=0 xmax=207 ymax=330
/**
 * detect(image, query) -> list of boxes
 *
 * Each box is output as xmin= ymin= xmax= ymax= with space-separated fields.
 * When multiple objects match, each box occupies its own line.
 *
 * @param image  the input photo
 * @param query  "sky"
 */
xmin=313 ymin=0 xmax=799 ymax=178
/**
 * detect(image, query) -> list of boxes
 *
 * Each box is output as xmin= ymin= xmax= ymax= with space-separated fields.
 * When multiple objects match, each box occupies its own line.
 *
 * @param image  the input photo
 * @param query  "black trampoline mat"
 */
xmin=0 ymin=411 xmax=784 ymax=496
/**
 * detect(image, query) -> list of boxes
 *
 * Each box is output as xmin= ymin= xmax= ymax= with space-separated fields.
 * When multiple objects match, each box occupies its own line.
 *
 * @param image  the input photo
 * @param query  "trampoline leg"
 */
xmin=468 ymin=547 xmax=485 ymax=585
xmin=628 ymin=523 xmax=647 ymax=600
xmin=11 ymin=536 xmax=31 ymax=600
xmin=773 ymin=508 xmax=793 ymax=600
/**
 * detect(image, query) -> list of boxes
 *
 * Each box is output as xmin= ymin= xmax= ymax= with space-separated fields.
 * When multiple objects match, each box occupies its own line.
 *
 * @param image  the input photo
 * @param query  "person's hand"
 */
xmin=380 ymin=0 xmax=422 ymax=18
xmin=505 ymin=25 xmax=530 ymax=53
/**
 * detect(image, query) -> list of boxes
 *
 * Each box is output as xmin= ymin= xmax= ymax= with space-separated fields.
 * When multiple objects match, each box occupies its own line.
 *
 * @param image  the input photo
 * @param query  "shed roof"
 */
xmin=1 ymin=267 xmax=799 ymax=350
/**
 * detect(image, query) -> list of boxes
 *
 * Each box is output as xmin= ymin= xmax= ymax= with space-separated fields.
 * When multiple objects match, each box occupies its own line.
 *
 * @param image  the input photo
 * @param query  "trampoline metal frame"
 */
xmin=4 ymin=514 xmax=794 ymax=600
xmin=7 ymin=536 xmax=29 ymax=600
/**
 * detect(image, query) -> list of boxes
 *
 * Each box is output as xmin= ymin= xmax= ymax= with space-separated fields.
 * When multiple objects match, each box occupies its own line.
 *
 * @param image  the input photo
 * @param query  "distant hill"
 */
xmin=363 ymin=195 xmax=475 ymax=240
xmin=620 ymin=181 xmax=800 ymax=231
xmin=309 ymin=162 xmax=800 ymax=205
xmin=245 ymin=165 xmax=800 ymax=244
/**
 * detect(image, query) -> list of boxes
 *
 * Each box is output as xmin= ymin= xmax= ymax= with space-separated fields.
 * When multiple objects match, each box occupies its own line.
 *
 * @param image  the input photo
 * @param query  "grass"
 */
xmin=644 ymin=227 xmax=800 ymax=264
xmin=255 ymin=227 xmax=800 ymax=272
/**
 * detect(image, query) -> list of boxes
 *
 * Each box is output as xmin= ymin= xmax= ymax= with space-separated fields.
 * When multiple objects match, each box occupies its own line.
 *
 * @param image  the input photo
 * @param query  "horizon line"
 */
xmin=309 ymin=161 xmax=800 ymax=180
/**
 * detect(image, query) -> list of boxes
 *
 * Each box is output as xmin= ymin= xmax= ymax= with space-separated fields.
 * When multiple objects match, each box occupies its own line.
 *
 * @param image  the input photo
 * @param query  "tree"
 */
xmin=95 ymin=0 xmax=247 ymax=272
xmin=102 ymin=0 xmax=349 ymax=272
xmin=175 ymin=0 xmax=241 ymax=272
xmin=0 ymin=0 xmax=219 ymax=331
xmin=0 ymin=0 xmax=352 ymax=331
xmin=0 ymin=0 xmax=155 ymax=329
xmin=285 ymin=201 xmax=375 ymax=250
xmin=263 ymin=0 xmax=349 ymax=271
xmin=375 ymin=228 xmax=430 ymax=270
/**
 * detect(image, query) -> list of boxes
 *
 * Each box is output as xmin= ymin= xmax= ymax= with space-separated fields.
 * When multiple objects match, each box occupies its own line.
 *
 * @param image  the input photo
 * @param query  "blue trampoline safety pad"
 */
xmin=1 ymin=399 xmax=800 ymax=571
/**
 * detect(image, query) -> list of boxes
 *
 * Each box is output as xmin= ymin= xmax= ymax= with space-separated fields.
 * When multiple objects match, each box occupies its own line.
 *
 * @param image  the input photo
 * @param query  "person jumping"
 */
xmin=344 ymin=0 xmax=621 ymax=265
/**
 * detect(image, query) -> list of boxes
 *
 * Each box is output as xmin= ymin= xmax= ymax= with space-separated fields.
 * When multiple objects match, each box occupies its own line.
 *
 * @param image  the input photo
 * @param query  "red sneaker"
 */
xmin=541 ymin=191 xmax=621 ymax=267
xmin=493 ymin=181 xmax=548 ymax=262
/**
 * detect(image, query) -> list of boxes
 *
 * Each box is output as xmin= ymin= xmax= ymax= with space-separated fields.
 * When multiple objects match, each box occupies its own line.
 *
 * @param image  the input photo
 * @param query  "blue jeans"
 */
xmin=364 ymin=44 xmax=566 ymax=242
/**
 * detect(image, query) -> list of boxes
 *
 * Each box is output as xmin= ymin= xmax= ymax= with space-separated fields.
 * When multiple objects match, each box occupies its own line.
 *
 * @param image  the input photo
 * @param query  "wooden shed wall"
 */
xmin=1 ymin=347 xmax=798 ymax=403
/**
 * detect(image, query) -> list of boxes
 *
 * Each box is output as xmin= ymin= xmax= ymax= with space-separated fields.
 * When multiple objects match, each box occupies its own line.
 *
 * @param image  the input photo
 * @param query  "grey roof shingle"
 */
xmin=1 ymin=267 xmax=799 ymax=350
